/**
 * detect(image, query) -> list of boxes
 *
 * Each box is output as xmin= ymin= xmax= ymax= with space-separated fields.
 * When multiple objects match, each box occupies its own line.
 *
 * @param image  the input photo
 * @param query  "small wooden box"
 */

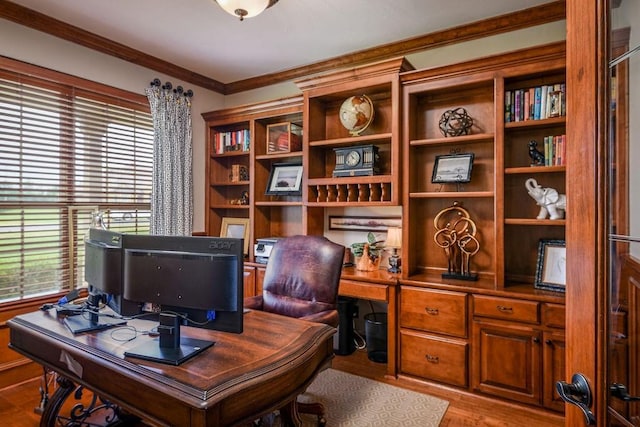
xmin=266 ymin=122 xmax=302 ymax=154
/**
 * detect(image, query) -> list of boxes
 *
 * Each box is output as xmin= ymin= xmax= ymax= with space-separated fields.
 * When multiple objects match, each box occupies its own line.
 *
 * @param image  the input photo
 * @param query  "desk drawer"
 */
xmin=473 ymin=295 xmax=539 ymax=324
xmin=339 ymin=279 xmax=388 ymax=301
xmin=400 ymin=330 xmax=468 ymax=387
xmin=542 ymin=303 xmax=565 ymax=329
xmin=400 ymin=287 xmax=467 ymax=337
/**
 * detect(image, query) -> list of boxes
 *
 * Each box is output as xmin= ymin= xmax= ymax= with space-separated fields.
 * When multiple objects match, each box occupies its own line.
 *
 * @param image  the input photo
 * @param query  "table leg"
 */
xmin=38 ymin=375 xmax=140 ymax=427
xmin=279 ymin=400 xmax=302 ymax=427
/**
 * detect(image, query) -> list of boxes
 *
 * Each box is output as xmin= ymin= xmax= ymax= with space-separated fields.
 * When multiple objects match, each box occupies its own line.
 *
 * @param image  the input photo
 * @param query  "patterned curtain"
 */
xmin=146 ymin=81 xmax=193 ymax=236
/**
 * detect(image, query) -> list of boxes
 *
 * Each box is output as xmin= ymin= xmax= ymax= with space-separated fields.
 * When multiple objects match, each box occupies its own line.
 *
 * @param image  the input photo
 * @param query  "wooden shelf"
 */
xmin=505 ymin=218 xmax=566 ymax=226
xmin=309 ymin=133 xmax=392 ymax=147
xmin=505 ymin=116 xmax=566 ymax=129
xmin=409 ymin=191 xmax=494 ymax=199
xmin=410 ymin=133 xmax=494 ymax=147
xmin=505 ymin=165 xmax=566 ymax=174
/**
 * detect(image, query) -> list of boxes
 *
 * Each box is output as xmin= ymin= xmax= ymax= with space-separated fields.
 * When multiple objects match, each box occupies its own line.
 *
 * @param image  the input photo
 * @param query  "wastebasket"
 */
xmin=364 ymin=312 xmax=387 ymax=363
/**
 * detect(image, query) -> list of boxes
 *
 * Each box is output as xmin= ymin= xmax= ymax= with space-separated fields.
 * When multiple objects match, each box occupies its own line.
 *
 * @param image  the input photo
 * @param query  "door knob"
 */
xmin=610 ymin=383 xmax=640 ymax=402
xmin=556 ymin=373 xmax=596 ymax=425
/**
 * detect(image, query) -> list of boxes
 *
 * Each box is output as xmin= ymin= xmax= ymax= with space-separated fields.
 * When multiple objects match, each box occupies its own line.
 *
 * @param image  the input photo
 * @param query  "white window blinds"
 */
xmin=0 ymin=69 xmax=153 ymax=303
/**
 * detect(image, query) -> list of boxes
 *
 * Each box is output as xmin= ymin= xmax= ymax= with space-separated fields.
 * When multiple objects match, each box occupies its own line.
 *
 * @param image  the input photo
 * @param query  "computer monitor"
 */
xmin=121 ymin=235 xmax=244 ymax=365
xmin=64 ymin=229 xmax=143 ymax=334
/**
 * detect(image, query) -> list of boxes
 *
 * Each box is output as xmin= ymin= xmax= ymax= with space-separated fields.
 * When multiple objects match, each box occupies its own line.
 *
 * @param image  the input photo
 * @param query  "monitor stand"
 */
xmin=64 ymin=312 xmax=126 ymax=334
xmin=124 ymin=312 xmax=214 ymax=365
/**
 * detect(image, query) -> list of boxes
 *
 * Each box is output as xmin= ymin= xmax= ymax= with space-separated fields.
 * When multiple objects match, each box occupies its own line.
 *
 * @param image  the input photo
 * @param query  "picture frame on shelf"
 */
xmin=328 ymin=216 xmax=401 ymax=232
xmin=220 ymin=217 xmax=250 ymax=255
xmin=548 ymin=90 xmax=563 ymax=118
xmin=534 ymin=239 xmax=566 ymax=292
xmin=431 ymin=153 xmax=475 ymax=184
xmin=265 ymin=163 xmax=303 ymax=196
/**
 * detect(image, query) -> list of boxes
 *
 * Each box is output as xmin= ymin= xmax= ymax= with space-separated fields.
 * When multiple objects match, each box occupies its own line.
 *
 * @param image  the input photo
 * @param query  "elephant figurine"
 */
xmin=525 ymin=178 xmax=566 ymax=220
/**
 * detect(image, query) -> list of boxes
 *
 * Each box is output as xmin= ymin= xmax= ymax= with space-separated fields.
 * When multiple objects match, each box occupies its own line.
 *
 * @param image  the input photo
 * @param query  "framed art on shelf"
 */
xmin=328 ymin=216 xmax=402 ymax=232
xmin=220 ymin=217 xmax=250 ymax=255
xmin=534 ymin=239 xmax=566 ymax=292
xmin=431 ymin=153 xmax=475 ymax=184
xmin=265 ymin=163 xmax=303 ymax=196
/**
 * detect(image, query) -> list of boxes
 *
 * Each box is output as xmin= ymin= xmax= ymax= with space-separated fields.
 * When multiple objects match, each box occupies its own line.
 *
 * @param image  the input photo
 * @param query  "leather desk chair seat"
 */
xmin=244 ymin=235 xmax=344 ymax=426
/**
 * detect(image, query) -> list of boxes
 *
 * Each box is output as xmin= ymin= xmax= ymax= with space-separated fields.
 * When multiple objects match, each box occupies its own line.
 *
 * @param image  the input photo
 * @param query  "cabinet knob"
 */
xmin=425 ymin=307 xmax=439 ymax=315
xmin=496 ymin=305 xmax=513 ymax=313
xmin=425 ymin=354 xmax=439 ymax=363
xmin=533 ymin=337 xmax=540 ymax=344
xmin=545 ymin=339 xmax=553 ymax=346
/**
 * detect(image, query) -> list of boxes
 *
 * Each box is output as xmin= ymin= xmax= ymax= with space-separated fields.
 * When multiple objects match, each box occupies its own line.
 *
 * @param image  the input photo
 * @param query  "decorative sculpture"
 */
xmin=433 ymin=202 xmax=480 ymax=281
xmin=525 ymin=178 xmax=566 ymax=220
xmin=438 ymin=107 xmax=473 ymax=137
xmin=528 ymin=140 xmax=545 ymax=166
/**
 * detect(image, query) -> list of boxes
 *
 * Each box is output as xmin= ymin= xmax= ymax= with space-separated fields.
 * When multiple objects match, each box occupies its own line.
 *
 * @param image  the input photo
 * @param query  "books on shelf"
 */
xmin=213 ymin=129 xmax=250 ymax=154
xmin=505 ymin=83 xmax=565 ymax=123
xmin=542 ymin=134 xmax=566 ymax=166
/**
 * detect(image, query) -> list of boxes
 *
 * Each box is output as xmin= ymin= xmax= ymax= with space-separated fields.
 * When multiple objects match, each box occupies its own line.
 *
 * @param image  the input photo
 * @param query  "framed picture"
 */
xmin=220 ymin=217 xmax=250 ymax=255
xmin=328 ymin=216 xmax=401 ymax=232
xmin=534 ymin=239 xmax=566 ymax=292
xmin=431 ymin=153 xmax=475 ymax=184
xmin=265 ymin=163 xmax=303 ymax=196
xmin=548 ymin=90 xmax=563 ymax=118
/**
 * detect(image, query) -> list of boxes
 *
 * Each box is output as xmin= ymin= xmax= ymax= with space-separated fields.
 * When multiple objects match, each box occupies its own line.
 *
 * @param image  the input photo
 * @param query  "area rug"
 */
xmin=296 ymin=369 xmax=449 ymax=426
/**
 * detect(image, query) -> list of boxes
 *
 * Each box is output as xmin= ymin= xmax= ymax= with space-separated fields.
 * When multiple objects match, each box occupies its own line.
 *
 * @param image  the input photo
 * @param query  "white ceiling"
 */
xmin=8 ymin=0 xmax=552 ymax=84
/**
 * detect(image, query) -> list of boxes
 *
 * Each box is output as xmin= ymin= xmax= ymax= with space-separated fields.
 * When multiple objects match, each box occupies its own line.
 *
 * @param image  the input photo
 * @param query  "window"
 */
xmin=0 ymin=59 xmax=153 ymax=304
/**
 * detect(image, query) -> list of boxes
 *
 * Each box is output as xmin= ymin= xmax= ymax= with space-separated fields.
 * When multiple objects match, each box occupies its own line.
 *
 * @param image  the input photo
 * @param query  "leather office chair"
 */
xmin=244 ymin=235 xmax=344 ymax=426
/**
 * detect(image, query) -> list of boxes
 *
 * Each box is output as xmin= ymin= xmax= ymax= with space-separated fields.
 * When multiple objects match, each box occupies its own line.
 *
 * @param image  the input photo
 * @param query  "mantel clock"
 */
xmin=333 ymin=144 xmax=380 ymax=177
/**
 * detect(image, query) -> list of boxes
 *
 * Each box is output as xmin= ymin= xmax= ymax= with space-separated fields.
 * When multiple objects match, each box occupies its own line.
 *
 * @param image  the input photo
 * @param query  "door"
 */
xmin=607 ymin=1 xmax=640 ymax=425
xmin=565 ymin=1 xmax=640 ymax=426
xmin=564 ymin=0 xmax=607 ymax=425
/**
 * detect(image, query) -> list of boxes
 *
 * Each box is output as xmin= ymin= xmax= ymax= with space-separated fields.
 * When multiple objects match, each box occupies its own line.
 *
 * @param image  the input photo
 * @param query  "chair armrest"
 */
xmin=301 ymin=310 xmax=339 ymax=328
xmin=244 ymin=295 xmax=264 ymax=310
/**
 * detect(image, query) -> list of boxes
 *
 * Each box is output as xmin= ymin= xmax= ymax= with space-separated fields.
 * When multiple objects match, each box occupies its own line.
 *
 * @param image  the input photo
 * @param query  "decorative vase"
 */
xmin=355 ymin=255 xmax=381 ymax=272
xmin=354 ymin=244 xmax=381 ymax=271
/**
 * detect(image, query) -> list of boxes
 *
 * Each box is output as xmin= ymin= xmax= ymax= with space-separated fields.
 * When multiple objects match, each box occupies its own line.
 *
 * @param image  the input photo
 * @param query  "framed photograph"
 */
xmin=265 ymin=163 xmax=303 ymax=196
xmin=431 ymin=153 xmax=475 ymax=184
xmin=548 ymin=90 xmax=563 ymax=118
xmin=220 ymin=217 xmax=250 ymax=255
xmin=328 ymin=216 xmax=401 ymax=232
xmin=534 ymin=239 xmax=566 ymax=292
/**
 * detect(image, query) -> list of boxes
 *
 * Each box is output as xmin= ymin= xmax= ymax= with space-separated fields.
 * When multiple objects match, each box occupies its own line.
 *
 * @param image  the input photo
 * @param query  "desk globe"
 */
xmin=339 ymin=95 xmax=374 ymax=136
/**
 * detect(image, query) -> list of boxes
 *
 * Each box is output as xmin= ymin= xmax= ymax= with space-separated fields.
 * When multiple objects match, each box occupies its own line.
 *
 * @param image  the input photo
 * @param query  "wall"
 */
xmin=0 ymin=19 xmax=225 ymax=234
xmin=0 ymin=18 xmax=565 ymax=235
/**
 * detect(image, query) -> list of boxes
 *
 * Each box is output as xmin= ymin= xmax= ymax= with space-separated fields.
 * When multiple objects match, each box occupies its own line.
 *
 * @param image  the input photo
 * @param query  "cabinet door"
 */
xmin=243 ymin=266 xmax=256 ymax=298
xmin=473 ymin=320 xmax=541 ymax=405
xmin=543 ymin=330 xmax=565 ymax=412
xmin=256 ymin=266 xmax=266 ymax=295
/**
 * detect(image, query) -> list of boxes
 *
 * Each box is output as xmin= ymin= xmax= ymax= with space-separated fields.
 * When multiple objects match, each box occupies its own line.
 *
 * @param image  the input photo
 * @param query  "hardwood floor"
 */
xmin=1 ymin=351 xmax=564 ymax=426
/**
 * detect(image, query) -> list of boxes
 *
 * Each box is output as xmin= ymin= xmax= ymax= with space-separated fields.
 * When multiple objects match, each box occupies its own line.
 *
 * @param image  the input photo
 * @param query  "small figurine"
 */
xmin=240 ymin=190 xmax=249 ymax=205
xmin=525 ymin=178 xmax=566 ymax=220
xmin=528 ymin=140 xmax=545 ymax=166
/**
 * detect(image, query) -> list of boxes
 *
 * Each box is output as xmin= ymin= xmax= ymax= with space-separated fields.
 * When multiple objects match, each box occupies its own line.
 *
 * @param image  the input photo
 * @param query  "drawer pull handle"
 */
xmin=425 ymin=307 xmax=439 ymax=315
xmin=497 ymin=305 xmax=513 ymax=313
xmin=425 ymin=354 xmax=439 ymax=363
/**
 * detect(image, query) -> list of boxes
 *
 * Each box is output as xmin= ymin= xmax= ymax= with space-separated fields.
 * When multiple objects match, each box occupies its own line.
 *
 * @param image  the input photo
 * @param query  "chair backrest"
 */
xmin=261 ymin=235 xmax=344 ymax=323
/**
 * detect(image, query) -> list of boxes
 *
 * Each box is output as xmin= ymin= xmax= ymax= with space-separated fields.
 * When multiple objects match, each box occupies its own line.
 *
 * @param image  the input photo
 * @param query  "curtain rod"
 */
xmin=149 ymin=78 xmax=194 ymax=98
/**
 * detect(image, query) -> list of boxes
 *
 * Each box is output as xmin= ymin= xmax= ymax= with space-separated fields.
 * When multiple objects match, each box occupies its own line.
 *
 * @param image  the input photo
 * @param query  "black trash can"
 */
xmin=364 ymin=312 xmax=387 ymax=363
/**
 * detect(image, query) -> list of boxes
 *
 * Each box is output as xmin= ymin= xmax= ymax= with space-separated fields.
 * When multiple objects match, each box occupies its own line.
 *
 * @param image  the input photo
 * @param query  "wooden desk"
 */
xmin=8 ymin=309 xmax=334 ymax=427
xmin=338 ymin=267 xmax=399 ymax=378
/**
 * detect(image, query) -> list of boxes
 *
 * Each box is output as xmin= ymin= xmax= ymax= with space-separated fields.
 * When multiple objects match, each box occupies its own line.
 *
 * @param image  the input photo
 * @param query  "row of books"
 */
xmin=505 ymin=83 xmax=566 ymax=123
xmin=213 ymin=129 xmax=250 ymax=154
xmin=539 ymin=134 xmax=566 ymax=166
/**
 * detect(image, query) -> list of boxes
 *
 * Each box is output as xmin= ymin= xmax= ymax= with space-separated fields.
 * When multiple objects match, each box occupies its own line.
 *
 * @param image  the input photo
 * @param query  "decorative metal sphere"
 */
xmin=439 ymin=107 xmax=473 ymax=137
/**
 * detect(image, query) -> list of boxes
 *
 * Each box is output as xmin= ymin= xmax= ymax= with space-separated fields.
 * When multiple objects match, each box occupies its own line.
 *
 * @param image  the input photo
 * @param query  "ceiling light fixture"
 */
xmin=215 ymin=0 xmax=279 ymax=21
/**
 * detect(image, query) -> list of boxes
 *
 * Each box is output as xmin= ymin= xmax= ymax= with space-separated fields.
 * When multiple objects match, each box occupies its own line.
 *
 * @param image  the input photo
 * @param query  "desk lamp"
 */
xmin=385 ymin=227 xmax=402 ymax=273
